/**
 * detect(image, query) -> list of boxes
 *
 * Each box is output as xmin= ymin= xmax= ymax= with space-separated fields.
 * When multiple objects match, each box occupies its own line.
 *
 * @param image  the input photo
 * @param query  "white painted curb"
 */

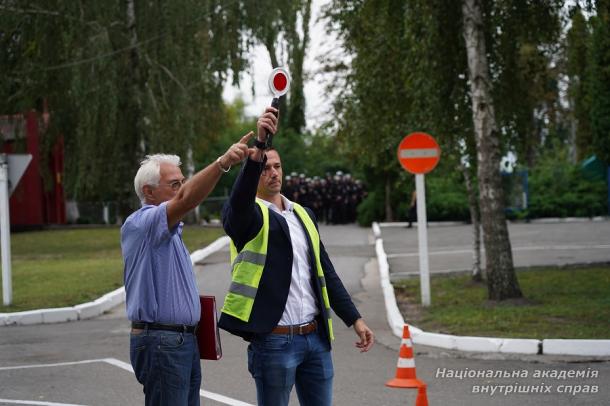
xmin=3 ymin=310 xmax=43 ymax=326
xmin=40 ymin=307 xmax=79 ymax=324
xmin=0 ymin=235 xmax=230 ymax=327
xmin=191 ymin=236 xmax=230 ymax=265
xmin=371 ymin=222 xmax=609 ymax=356
xmin=542 ymin=339 xmax=610 ymax=357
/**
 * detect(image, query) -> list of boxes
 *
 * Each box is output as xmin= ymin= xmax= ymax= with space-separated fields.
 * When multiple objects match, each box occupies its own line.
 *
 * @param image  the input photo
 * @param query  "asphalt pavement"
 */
xmin=0 ymin=221 xmax=608 ymax=405
xmin=382 ymin=219 xmax=610 ymax=279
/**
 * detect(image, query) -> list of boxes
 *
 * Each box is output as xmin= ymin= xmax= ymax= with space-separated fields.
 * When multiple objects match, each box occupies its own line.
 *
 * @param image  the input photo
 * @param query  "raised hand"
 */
xmin=218 ymin=131 xmax=254 ymax=169
xmin=256 ymin=106 xmax=279 ymax=142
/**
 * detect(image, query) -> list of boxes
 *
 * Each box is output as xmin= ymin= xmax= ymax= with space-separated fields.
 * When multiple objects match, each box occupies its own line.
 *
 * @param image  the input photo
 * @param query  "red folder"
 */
xmin=198 ymin=295 xmax=222 ymax=360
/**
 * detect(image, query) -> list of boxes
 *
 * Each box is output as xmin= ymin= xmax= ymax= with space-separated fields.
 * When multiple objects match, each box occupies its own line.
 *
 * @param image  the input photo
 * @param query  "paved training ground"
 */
xmin=0 ymin=221 xmax=609 ymax=405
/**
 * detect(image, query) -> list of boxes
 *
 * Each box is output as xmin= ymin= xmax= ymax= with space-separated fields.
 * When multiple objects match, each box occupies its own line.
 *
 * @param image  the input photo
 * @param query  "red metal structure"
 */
xmin=0 ymin=108 xmax=66 ymax=226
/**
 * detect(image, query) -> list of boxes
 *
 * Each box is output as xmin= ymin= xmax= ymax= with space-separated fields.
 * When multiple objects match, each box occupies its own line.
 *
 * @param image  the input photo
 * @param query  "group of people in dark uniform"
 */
xmin=282 ymin=171 xmax=366 ymax=224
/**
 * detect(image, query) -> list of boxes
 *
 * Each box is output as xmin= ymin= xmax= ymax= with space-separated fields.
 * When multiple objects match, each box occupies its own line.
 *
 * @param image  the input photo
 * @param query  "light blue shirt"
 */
xmin=121 ymin=201 xmax=200 ymax=325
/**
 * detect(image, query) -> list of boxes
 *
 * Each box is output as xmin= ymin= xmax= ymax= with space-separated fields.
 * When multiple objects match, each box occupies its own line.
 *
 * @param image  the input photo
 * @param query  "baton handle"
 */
xmin=266 ymin=97 xmax=280 ymax=148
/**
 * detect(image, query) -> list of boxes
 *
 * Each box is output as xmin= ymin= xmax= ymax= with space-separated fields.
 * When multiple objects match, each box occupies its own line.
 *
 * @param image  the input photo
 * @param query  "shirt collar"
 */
xmin=258 ymin=195 xmax=294 ymax=213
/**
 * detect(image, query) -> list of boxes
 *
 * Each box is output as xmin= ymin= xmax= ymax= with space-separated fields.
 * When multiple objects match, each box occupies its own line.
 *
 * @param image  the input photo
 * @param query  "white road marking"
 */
xmin=0 ymin=359 xmax=106 ymax=371
xmin=0 ymin=358 xmax=255 ymax=406
xmin=99 ymin=358 xmax=132 ymax=372
xmin=199 ymin=390 xmax=254 ymax=406
xmin=0 ymin=399 xmax=88 ymax=406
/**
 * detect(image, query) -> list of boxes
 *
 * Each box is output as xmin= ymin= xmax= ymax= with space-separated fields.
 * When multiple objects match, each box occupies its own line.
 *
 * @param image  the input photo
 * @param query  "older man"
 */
xmin=120 ymin=109 xmax=276 ymax=406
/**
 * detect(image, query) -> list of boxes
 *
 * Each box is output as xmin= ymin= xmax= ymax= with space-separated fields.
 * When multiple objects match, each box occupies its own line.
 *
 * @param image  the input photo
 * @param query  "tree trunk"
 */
xmin=126 ymin=0 xmax=145 ymax=156
xmin=459 ymin=163 xmax=483 ymax=282
xmin=462 ymin=0 xmax=522 ymax=300
xmin=385 ymin=177 xmax=393 ymax=222
xmin=185 ymin=147 xmax=199 ymax=224
xmin=263 ymin=38 xmax=288 ymax=127
xmin=263 ymin=33 xmax=280 ymax=69
xmin=286 ymin=0 xmax=311 ymax=133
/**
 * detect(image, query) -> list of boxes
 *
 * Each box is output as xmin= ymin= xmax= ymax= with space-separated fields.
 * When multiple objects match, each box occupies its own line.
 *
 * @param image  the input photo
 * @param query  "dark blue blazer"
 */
xmin=218 ymin=157 xmax=361 ymax=344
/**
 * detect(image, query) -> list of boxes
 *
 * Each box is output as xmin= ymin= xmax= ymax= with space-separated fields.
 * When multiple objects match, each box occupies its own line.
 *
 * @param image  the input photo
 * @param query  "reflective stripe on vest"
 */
xmin=221 ymin=200 xmax=335 ymax=341
xmin=292 ymin=203 xmax=334 ymax=341
xmin=220 ymin=200 xmax=269 ymax=322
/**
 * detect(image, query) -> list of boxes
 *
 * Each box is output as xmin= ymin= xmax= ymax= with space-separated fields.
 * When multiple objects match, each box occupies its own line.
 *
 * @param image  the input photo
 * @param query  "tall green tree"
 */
xmin=325 ymin=0 xmax=413 ymax=221
xmin=242 ymin=0 xmax=312 ymax=134
xmin=463 ymin=0 xmax=522 ymax=300
xmin=0 ymin=1 xmax=246 ymax=216
xmin=487 ymin=0 xmax=563 ymax=168
xmin=326 ymin=0 xmax=562 ymax=300
xmin=588 ymin=0 xmax=610 ymax=164
xmin=567 ymin=7 xmax=593 ymax=161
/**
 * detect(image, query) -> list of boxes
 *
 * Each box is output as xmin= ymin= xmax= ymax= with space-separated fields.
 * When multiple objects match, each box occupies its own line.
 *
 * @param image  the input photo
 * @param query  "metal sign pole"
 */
xmin=415 ymin=173 xmax=431 ymax=307
xmin=0 ymin=154 xmax=12 ymax=306
xmin=397 ymin=132 xmax=439 ymax=308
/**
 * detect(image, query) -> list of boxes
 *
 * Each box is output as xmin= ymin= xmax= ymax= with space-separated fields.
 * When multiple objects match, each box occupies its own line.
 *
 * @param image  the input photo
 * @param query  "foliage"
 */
xmin=425 ymin=175 xmax=471 ymax=222
xmin=485 ymin=0 xmax=564 ymax=167
xmin=567 ymin=7 xmax=593 ymax=161
xmin=1 ymin=1 xmax=259 ymax=215
xmin=325 ymin=0 xmax=412 ymax=174
xmin=324 ymin=0 xmax=564 ymax=224
xmin=527 ymin=145 xmax=607 ymax=218
xmin=194 ymin=99 xmax=256 ymax=198
xmin=355 ymin=145 xmax=608 ymax=223
xmin=200 ymin=100 xmax=352 ymax=200
xmin=588 ymin=0 xmax=610 ymax=164
xmin=356 ymin=189 xmax=385 ymax=226
xmin=301 ymin=133 xmax=351 ymax=176
xmin=242 ymin=0 xmax=312 ymax=134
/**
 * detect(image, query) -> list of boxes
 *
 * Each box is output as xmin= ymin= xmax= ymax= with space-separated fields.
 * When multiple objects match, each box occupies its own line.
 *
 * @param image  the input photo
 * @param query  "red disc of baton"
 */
xmin=268 ymin=67 xmax=291 ymax=96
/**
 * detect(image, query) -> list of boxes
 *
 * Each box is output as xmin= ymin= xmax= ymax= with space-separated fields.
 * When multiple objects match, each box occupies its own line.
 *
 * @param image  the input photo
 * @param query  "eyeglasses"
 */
xmin=159 ymin=178 xmax=187 ymax=191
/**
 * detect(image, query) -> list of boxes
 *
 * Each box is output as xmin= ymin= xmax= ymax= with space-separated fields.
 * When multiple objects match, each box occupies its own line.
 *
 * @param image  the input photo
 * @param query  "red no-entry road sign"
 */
xmin=397 ymin=132 xmax=441 ymax=174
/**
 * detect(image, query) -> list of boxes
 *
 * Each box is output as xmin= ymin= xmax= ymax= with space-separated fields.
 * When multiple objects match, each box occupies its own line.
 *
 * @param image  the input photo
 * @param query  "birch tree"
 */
xmin=462 ymin=0 xmax=522 ymax=300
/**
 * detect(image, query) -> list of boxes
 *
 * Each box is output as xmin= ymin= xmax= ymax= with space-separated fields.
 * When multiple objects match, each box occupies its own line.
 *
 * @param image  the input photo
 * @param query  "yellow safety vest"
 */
xmin=221 ymin=199 xmax=334 ymax=340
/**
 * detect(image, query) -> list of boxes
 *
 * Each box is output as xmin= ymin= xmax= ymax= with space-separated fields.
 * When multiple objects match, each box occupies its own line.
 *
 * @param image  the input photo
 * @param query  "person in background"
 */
xmin=407 ymin=189 xmax=417 ymax=228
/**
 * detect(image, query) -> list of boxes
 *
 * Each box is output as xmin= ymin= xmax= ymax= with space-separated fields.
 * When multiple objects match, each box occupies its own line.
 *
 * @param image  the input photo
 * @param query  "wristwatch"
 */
xmin=254 ymin=138 xmax=269 ymax=150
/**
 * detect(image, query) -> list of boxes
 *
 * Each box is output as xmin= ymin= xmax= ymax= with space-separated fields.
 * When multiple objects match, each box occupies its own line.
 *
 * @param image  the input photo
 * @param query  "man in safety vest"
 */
xmin=219 ymin=107 xmax=375 ymax=406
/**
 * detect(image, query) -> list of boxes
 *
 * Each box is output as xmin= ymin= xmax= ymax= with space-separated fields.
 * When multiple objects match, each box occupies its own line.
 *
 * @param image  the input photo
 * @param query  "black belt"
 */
xmin=132 ymin=321 xmax=197 ymax=333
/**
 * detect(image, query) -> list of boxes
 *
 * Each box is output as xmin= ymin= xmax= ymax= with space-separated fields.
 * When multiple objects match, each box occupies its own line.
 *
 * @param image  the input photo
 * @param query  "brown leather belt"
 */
xmin=271 ymin=320 xmax=317 ymax=335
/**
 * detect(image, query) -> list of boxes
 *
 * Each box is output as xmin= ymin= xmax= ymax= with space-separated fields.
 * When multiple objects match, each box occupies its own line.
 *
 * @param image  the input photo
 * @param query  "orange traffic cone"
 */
xmin=386 ymin=324 xmax=425 ymax=389
xmin=416 ymin=384 xmax=429 ymax=406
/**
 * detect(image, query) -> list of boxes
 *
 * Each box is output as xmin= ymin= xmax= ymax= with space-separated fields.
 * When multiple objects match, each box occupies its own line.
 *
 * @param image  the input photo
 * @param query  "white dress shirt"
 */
xmin=259 ymin=195 xmax=319 ymax=325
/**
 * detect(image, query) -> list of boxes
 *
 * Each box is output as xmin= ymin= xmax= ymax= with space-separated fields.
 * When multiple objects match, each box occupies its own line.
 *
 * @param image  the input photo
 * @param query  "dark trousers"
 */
xmin=130 ymin=329 xmax=201 ymax=405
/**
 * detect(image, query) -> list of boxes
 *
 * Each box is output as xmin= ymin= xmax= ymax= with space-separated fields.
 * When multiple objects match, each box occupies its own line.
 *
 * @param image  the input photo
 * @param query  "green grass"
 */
xmin=0 ymin=226 xmax=225 ymax=312
xmin=393 ymin=266 xmax=610 ymax=339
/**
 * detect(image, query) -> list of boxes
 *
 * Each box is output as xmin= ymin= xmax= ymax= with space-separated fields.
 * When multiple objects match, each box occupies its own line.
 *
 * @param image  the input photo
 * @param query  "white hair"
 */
xmin=134 ymin=154 xmax=181 ymax=203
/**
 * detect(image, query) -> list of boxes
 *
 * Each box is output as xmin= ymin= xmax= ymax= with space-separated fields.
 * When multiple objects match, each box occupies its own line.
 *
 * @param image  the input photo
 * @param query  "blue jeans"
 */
xmin=248 ymin=330 xmax=334 ymax=406
xmin=130 ymin=329 xmax=201 ymax=406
